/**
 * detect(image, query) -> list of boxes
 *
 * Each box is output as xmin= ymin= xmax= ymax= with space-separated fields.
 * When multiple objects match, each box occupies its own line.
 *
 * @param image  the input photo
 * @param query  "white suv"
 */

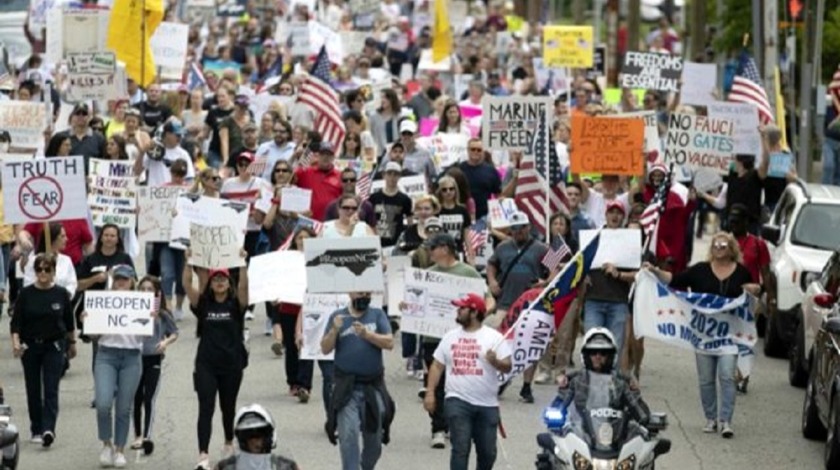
xmin=761 ymin=182 xmax=840 ymax=358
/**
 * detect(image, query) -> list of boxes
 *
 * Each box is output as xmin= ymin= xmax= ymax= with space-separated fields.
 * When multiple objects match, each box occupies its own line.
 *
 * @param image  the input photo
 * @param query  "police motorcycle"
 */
xmin=0 ymin=404 xmax=19 ymax=469
xmin=535 ymin=329 xmax=671 ymax=470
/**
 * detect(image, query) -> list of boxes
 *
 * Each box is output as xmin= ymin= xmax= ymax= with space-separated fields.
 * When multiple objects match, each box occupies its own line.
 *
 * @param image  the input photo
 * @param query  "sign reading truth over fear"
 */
xmin=1 ymin=156 xmax=88 ymax=224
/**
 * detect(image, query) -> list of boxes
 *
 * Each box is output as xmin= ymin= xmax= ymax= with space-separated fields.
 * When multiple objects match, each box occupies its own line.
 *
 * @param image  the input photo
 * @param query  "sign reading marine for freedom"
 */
xmin=481 ymin=96 xmax=553 ymax=151
xmin=1 ymin=156 xmax=88 ymax=224
xmin=619 ymin=52 xmax=683 ymax=92
xmin=303 ymin=236 xmax=383 ymax=293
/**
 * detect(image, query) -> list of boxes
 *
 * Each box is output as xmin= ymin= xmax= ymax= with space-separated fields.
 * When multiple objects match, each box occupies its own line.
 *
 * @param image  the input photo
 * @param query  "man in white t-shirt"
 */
xmin=424 ymin=293 xmax=512 ymax=470
xmin=576 ymin=174 xmax=632 ymax=228
xmin=133 ymin=121 xmax=195 ymax=186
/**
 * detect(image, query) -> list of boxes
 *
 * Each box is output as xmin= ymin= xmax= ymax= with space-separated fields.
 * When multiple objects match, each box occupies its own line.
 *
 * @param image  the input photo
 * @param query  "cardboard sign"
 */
xmin=606 ymin=111 xmax=661 ymax=154
xmin=248 ymin=250 xmax=307 ymax=305
xmin=83 ymin=291 xmax=155 ymax=336
xmin=303 ymin=236 xmax=384 ymax=293
xmin=0 ymin=101 xmax=47 ymax=149
xmin=87 ymin=159 xmax=136 ymax=229
xmin=543 ymin=26 xmax=593 ymax=68
xmin=707 ymin=102 xmax=761 ymax=156
xmin=481 ymin=96 xmax=553 ymax=151
xmin=487 ymin=199 xmax=520 ymax=229
xmin=619 ymin=52 xmax=683 ymax=92
xmin=579 ymin=229 xmax=642 ymax=269
xmin=188 ymin=223 xmax=245 ymax=269
xmin=66 ymin=51 xmax=118 ymax=101
xmin=664 ymin=113 xmax=736 ymax=175
xmin=169 ymin=195 xmax=248 ymax=250
xmin=400 ymin=267 xmax=488 ymax=339
xmin=532 ymin=58 xmax=571 ymax=94
xmin=680 ymin=62 xmax=718 ymax=106
xmin=46 ymin=8 xmax=109 ymax=64
xmin=1 ymin=156 xmax=87 ymax=224
xmin=768 ymin=152 xmax=793 ymax=178
xmin=386 ymin=256 xmax=411 ymax=318
xmin=570 ymin=115 xmax=645 ymax=176
xmin=280 ymin=187 xmax=312 ymax=213
xmin=150 ymin=22 xmax=189 ymax=71
xmin=369 ymin=175 xmax=428 ymax=201
xmin=137 ymin=186 xmax=182 ymax=242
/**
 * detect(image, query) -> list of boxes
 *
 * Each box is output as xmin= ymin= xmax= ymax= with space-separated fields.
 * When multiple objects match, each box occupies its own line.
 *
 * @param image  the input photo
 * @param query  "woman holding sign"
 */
xmin=183 ymin=250 xmax=249 ymax=470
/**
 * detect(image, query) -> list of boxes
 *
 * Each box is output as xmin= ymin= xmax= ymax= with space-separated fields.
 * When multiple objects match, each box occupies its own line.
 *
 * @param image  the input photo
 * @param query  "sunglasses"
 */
xmin=340 ymin=205 xmax=358 ymax=211
xmin=35 ymin=266 xmax=53 ymax=273
xmin=205 ymin=175 xmax=221 ymax=182
xmin=440 ymin=187 xmax=456 ymax=192
xmin=713 ymin=242 xmax=729 ymax=249
xmin=274 ymin=168 xmax=290 ymax=173
xmin=342 ymin=178 xmax=357 ymax=183
xmin=469 ymin=148 xmax=483 ymax=152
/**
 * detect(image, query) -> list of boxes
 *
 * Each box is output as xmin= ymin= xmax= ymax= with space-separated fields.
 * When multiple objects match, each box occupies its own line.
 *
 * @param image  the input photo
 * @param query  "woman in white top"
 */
xmin=23 ymin=223 xmax=77 ymax=297
xmin=321 ymin=194 xmax=375 ymax=238
xmin=123 ymin=108 xmax=151 ymax=162
xmin=435 ymin=101 xmax=472 ymax=137
xmin=182 ymin=89 xmax=208 ymax=134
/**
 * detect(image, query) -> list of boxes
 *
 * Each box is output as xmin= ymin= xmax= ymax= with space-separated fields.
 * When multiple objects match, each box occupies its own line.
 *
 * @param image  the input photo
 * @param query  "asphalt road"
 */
xmin=0 ymin=236 xmax=827 ymax=470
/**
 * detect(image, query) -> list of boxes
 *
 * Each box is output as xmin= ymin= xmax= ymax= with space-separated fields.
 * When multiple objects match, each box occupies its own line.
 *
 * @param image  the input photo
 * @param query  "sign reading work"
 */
xmin=570 ymin=115 xmax=645 ymax=176
xmin=619 ymin=52 xmax=683 ymax=92
xmin=400 ymin=267 xmax=488 ymax=339
xmin=664 ymin=113 xmax=735 ymax=175
xmin=88 ymin=159 xmax=136 ymax=228
xmin=1 ymin=156 xmax=87 ymax=224
xmin=83 ymin=291 xmax=155 ymax=336
xmin=481 ymin=96 xmax=552 ymax=151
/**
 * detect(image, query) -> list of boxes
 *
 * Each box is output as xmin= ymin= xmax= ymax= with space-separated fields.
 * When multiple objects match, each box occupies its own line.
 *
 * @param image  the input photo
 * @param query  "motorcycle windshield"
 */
xmin=583 ymin=373 xmax=628 ymax=457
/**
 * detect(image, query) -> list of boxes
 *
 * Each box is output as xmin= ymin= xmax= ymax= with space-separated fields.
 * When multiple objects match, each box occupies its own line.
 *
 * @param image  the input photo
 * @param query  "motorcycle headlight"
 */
xmin=591 ymin=459 xmax=615 ymax=470
xmin=573 ymin=451 xmax=592 ymax=470
xmin=543 ymin=407 xmax=566 ymax=430
xmin=617 ymin=455 xmax=636 ymax=470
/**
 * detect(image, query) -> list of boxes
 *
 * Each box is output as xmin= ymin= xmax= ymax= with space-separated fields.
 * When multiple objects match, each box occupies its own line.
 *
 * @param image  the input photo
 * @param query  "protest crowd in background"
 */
xmin=0 ymin=0 xmax=830 ymax=468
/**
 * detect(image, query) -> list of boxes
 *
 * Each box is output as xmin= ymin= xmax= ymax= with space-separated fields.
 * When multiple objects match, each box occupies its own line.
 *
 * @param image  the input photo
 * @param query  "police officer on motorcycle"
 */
xmin=214 ymin=404 xmax=299 ymax=470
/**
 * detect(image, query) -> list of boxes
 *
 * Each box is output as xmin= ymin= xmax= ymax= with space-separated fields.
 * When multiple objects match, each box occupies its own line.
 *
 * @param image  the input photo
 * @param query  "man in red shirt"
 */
xmin=294 ymin=142 xmax=342 ymax=221
xmin=728 ymin=204 xmax=770 ymax=285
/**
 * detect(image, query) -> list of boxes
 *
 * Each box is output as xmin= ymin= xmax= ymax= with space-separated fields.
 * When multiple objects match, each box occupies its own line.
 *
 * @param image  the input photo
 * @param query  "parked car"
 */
xmin=801 ymin=312 xmax=840 ymax=469
xmin=762 ymin=182 xmax=840 ymax=358
xmin=790 ymin=250 xmax=840 ymax=387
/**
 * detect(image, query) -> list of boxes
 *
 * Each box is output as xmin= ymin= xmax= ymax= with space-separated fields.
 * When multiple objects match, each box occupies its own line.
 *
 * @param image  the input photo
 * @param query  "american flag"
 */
xmin=467 ymin=219 xmax=488 ymax=255
xmin=297 ymin=46 xmax=345 ymax=151
xmin=728 ymin=50 xmax=774 ymax=125
xmin=356 ymin=171 xmax=373 ymax=200
xmin=541 ymin=239 xmax=571 ymax=271
xmin=639 ymin=168 xmax=672 ymax=254
xmin=295 ymin=148 xmax=313 ymax=169
xmin=277 ymin=217 xmax=324 ymax=251
xmin=830 ymin=65 xmax=840 ymax=113
xmin=187 ymin=62 xmax=207 ymax=91
xmin=515 ymin=110 xmax=569 ymax=236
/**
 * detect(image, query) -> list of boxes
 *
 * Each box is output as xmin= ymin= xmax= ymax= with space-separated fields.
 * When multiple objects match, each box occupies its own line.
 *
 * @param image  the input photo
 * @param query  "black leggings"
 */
xmin=194 ymin=363 xmax=243 ymax=453
xmin=423 ymin=340 xmax=447 ymax=434
xmin=276 ymin=313 xmax=304 ymax=388
xmin=133 ymin=355 xmax=163 ymax=439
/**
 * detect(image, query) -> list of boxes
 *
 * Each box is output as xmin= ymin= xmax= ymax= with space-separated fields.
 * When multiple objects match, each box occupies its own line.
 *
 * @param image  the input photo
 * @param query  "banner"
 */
xmin=664 ymin=113 xmax=736 ymax=175
xmin=1 ymin=156 xmax=87 ymax=224
xmin=680 ymin=62 xmax=718 ymax=106
xmin=481 ymin=96 xmax=553 ymax=151
xmin=303 ymin=236 xmax=384 ymax=293
xmin=619 ymin=52 xmax=683 ymax=92
xmin=400 ymin=267 xmax=488 ymax=339
xmin=0 ymin=101 xmax=47 ymax=149
xmin=188 ymin=223 xmax=245 ymax=269
xmin=633 ymin=270 xmax=757 ymax=356
xmin=248 ymin=250 xmax=307 ymax=305
xmin=542 ymin=25 xmax=593 ymax=68
xmin=87 ymin=159 xmax=136 ymax=228
xmin=169 ymin=195 xmax=248 ymax=250
xmin=83 ymin=291 xmax=155 ymax=336
xmin=137 ymin=186 xmax=182 ymax=242
xmin=706 ymin=102 xmax=761 ymax=156
xmin=570 ymin=115 xmax=645 ymax=176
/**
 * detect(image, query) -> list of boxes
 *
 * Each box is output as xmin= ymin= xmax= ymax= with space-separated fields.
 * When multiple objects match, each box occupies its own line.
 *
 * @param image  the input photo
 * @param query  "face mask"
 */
xmin=351 ymin=296 xmax=371 ymax=311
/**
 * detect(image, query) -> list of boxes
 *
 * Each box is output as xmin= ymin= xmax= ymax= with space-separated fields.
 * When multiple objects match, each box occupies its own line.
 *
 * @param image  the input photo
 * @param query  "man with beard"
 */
xmin=424 ymin=293 xmax=512 ymax=470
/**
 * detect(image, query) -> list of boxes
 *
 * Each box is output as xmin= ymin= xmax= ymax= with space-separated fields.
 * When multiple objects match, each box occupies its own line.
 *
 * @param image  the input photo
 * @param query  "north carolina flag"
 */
xmin=432 ymin=0 xmax=452 ymax=62
xmin=107 ymin=0 xmax=163 ymax=87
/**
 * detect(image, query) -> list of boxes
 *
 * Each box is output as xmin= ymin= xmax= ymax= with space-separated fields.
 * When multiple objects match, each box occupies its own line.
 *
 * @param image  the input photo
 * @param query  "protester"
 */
xmin=322 ymin=194 xmax=376 ymax=237
xmin=368 ymin=162 xmax=413 ymax=247
xmin=22 ymin=222 xmax=79 ymax=297
xmin=256 ymin=119 xmax=296 ymax=181
xmin=294 ymin=142 xmax=343 ymax=222
xmin=458 ymin=138 xmax=501 ymax=221
xmin=324 ymin=167 xmax=377 ymax=226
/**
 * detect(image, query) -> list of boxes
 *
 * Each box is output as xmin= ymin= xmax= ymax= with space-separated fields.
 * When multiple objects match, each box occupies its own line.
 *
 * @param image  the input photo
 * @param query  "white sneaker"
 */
xmin=720 ymin=422 xmax=734 ymax=438
xmin=99 ymin=446 xmax=114 ymax=467
xmin=113 ymin=452 xmax=127 ymax=468
xmin=430 ymin=432 xmax=446 ymax=449
xmin=702 ymin=420 xmax=717 ymax=433
xmin=174 ymin=308 xmax=184 ymax=322
xmin=30 ymin=435 xmax=42 ymax=444
xmin=244 ymin=311 xmax=255 ymax=321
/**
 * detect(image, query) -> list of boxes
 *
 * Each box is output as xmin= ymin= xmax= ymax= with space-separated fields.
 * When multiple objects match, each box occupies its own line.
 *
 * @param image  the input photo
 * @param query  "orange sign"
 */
xmin=570 ymin=115 xmax=645 ymax=176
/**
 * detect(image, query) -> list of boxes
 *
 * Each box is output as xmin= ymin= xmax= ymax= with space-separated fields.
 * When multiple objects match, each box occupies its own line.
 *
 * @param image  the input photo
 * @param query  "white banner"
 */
xmin=169 ymin=195 xmax=248 ymax=250
xmin=400 ymin=267 xmax=487 ymax=339
xmin=83 ymin=291 xmax=155 ymax=336
xmin=248 ymin=250 xmax=307 ymax=305
xmin=188 ymin=223 xmax=245 ymax=269
xmin=303 ymin=236 xmax=383 ymax=293
xmin=579 ymin=229 xmax=641 ymax=269
xmin=1 ymin=156 xmax=87 ymax=224
xmin=137 ymin=186 xmax=182 ymax=242
xmin=150 ymin=22 xmax=190 ymax=70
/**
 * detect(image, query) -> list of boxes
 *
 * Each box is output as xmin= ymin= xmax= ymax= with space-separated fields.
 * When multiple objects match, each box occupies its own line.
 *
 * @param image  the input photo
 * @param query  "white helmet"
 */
xmin=234 ymin=404 xmax=277 ymax=453
xmin=580 ymin=328 xmax=618 ymax=373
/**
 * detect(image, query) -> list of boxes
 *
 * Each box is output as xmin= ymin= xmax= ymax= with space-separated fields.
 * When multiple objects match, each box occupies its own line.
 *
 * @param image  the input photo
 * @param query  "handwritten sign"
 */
xmin=543 ymin=26 xmax=593 ymax=68
xmin=570 ymin=115 xmax=645 ymax=176
xmin=248 ymin=250 xmax=307 ymax=304
xmin=280 ymin=187 xmax=312 ymax=213
xmin=303 ymin=236 xmax=383 ymax=293
xmin=188 ymin=223 xmax=245 ymax=269
xmin=2 ymin=156 xmax=87 ymax=224
xmin=619 ymin=52 xmax=683 ymax=92
xmin=680 ymin=62 xmax=718 ymax=106
xmin=606 ymin=111 xmax=661 ymax=154
xmin=482 ymin=96 xmax=553 ymax=151
xmin=137 ymin=186 xmax=182 ymax=242
xmin=487 ymin=199 xmax=520 ymax=229
xmin=664 ymin=113 xmax=736 ymax=175
xmin=87 ymin=159 xmax=136 ymax=229
xmin=0 ymin=101 xmax=47 ymax=149
xmin=150 ymin=21 xmax=189 ymax=78
xmin=707 ymin=102 xmax=761 ymax=156
xmin=66 ymin=51 xmax=117 ymax=101
xmin=401 ymin=267 xmax=487 ymax=339
xmin=415 ymin=134 xmax=469 ymax=171
xmin=83 ymin=291 xmax=155 ymax=336
xmin=169 ymin=195 xmax=248 ymax=250
xmin=768 ymin=152 xmax=793 ymax=178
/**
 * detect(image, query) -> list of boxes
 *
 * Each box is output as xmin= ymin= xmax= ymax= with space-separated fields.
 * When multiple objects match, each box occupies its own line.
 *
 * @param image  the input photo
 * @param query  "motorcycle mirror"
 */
xmin=536 ymin=432 xmax=556 ymax=452
xmin=653 ymin=438 xmax=672 ymax=457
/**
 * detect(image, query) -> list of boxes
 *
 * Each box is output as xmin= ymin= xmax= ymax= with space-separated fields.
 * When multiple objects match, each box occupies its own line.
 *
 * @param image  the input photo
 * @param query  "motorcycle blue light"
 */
xmin=543 ymin=407 xmax=566 ymax=430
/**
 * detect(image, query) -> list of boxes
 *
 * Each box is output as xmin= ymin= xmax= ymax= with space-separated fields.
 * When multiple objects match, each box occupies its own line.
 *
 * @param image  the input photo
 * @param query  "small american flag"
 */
xmin=356 ymin=171 xmax=373 ymax=201
xmin=295 ymin=148 xmax=313 ymax=169
xmin=830 ymin=65 xmax=840 ymax=113
xmin=277 ymin=217 xmax=324 ymax=251
xmin=187 ymin=62 xmax=207 ymax=91
xmin=728 ymin=50 xmax=774 ymax=125
xmin=541 ymin=240 xmax=571 ymax=271
xmin=297 ymin=46 xmax=345 ymax=151
xmin=467 ymin=219 xmax=488 ymax=255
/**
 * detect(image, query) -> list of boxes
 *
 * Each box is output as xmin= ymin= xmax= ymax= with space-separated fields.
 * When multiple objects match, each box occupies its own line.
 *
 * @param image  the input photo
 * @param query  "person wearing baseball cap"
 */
xmin=423 ymin=292 xmax=512 ymax=467
xmin=368 ymin=159 xmax=413 ymax=247
xmin=294 ymin=137 xmax=343 ymax=221
xmin=396 ymin=119 xmax=436 ymax=184
xmin=227 ymin=121 xmax=260 ymax=175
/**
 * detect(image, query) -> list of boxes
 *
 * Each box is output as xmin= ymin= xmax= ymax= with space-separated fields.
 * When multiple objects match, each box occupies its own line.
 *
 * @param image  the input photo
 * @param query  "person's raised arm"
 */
xmin=237 ymin=255 xmax=249 ymax=310
xmin=758 ymin=127 xmax=770 ymax=180
xmin=183 ymin=250 xmax=200 ymax=307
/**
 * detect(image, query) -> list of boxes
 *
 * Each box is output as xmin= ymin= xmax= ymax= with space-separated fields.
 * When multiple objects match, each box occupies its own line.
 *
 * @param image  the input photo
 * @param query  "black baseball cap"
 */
xmin=425 ymin=233 xmax=457 ymax=251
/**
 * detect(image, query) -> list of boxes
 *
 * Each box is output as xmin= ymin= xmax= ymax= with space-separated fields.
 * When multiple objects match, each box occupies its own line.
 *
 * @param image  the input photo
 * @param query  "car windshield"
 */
xmin=791 ymin=204 xmax=840 ymax=250
xmin=0 ymin=0 xmax=27 ymax=13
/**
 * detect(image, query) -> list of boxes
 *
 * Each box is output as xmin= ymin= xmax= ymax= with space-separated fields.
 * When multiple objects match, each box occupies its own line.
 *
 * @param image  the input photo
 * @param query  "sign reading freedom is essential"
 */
xmin=482 ymin=96 xmax=553 ymax=151
xmin=1 ymin=156 xmax=87 ymax=224
xmin=303 ymin=236 xmax=384 ymax=293
xmin=88 ymin=159 xmax=136 ymax=229
xmin=664 ymin=113 xmax=736 ymax=175
xmin=570 ymin=115 xmax=645 ymax=176
xmin=619 ymin=52 xmax=683 ymax=92
xmin=189 ymin=223 xmax=245 ymax=269
xmin=137 ymin=186 xmax=183 ymax=242
xmin=401 ymin=267 xmax=488 ymax=339
xmin=542 ymin=25 xmax=593 ymax=68
xmin=83 ymin=291 xmax=155 ymax=336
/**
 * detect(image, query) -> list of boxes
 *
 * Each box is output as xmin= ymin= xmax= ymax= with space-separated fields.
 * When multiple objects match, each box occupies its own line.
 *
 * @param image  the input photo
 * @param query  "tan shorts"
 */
xmin=483 ymin=309 xmax=507 ymax=330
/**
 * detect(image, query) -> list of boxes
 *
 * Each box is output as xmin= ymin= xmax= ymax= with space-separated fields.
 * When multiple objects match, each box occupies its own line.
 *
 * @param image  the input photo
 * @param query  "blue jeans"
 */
xmin=337 ymin=388 xmax=384 ymax=470
xmin=21 ymin=340 xmax=65 ymax=436
xmin=822 ymin=137 xmax=840 ymax=185
xmin=695 ymin=353 xmax=736 ymax=423
xmin=299 ymin=360 xmax=334 ymax=416
xmin=444 ymin=397 xmax=500 ymax=470
xmin=95 ymin=346 xmax=142 ymax=448
xmin=159 ymin=245 xmax=185 ymax=299
xmin=583 ymin=300 xmax=629 ymax=354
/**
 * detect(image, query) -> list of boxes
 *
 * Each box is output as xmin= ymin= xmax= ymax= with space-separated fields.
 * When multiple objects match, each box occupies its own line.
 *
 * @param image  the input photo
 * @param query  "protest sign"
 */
xmin=188 ymin=223 xmax=245 ymax=269
xmin=532 ymin=58 xmax=571 ymax=94
xmin=370 ymin=175 xmax=428 ymax=201
xmin=579 ymin=229 xmax=641 ymax=269
xmin=288 ymin=21 xmax=312 ymax=56
xmin=664 ymin=113 xmax=736 ymax=175
xmin=487 ymin=199 xmax=519 ymax=229
xmin=768 ymin=152 xmax=793 ymax=178
xmin=87 ymin=159 xmax=136 ymax=228
xmin=66 ymin=51 xmax=118 ymax=101
xmin=1 ymin=156 xmax=87 ymax=224
xmin=150 ymin=22 xmax=189 ymax=72
xmin=83 ymin=291 xmax=155 ymax=336
xmin=417 ymin=49 xmax=453 ymax=72
xmin=543 ymin=25 xmax=593 ymax=68
xmin=300 ymin=293 xmax=385 ymax=361
xmin=361 ymin=79 xmax=391 ymax=114
xmin=680 ymin=62 xmax=718 ymax=106
xmin=309 ymin=21 xmax=344 ymax=64
xmin=29 ymin=0 xmax=57 ymax=29
xmin=137 ymin=186 xmax=182 ymax=242
xmin=303 ymin=236 xmax=383 ymax=293
xmin=0 ymin=101 xmax=46 ymax=149
xmin=339 ymin=31 xmax=368 ymax=55
xmin=169 ymin=195 xmax=248 ymax=250
xmin=634 ymin=270 xmax=757 ymax=356
xmin=707 ymin=102 xmax=761 ymax=156
xmin=586 ymin=45 xmax=607 ymax=79
xmin=619 ymin=52 xmax=682 ymax=92
xmin=280 ymin=187 xmax=312 ymax=213
xmin=46 ymin=8 xmax=109 ymax=64
xmin=386 ymin=256 xmax=411 ymax=317
xmin=570 ymin=115 xmax=645 ymax=176
xmin=400 ymin=267 xmax=488 ymax=339
xmin=482 ymin=96 xmax=552 ymax=151
xmin=248 ymin=250 xmax=307 ymax=305
xmin=217 ymin=0 xmax=246 ymax=16
xmin=606 ymin=111 xmax=661 ymax=154
xmin=416 ymin=134 xmax=469 ymax=171
xmin=693 ymin=168 xmax=724 ymax=193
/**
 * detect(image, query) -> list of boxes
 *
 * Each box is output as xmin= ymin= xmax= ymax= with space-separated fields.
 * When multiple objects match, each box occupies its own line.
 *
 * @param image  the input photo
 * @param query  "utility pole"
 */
xmin=763 ymin=0 xmax=778 ymax=114
xmin=689 ymin=0 xmax=706 ymax=60
xmin=606 ymin=0 xmax=618 ymax=86
xmin=751 ymin=0 xmax=763 ymax=71
xmin=797 ymin=0 xmax=820 ymax=179
xmin=572 ymin=0 xmax=585 ymax=24
xmin=628 ymin=0 xmax=640 ymax=53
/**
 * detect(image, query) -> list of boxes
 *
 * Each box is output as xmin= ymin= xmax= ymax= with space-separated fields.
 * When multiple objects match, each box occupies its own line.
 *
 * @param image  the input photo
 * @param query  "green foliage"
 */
xmin=825 ymin=7 xmax=840 ymax=82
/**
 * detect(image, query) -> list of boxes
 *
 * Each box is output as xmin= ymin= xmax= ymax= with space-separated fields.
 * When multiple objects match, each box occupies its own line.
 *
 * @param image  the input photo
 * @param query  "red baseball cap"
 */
xmin=605 ymin=200 xmax=626 ymax=216
xmin=451 ymin=293 xmax=487 ymax=314
xmin=209 ymin=268 xmax=230 ymax=279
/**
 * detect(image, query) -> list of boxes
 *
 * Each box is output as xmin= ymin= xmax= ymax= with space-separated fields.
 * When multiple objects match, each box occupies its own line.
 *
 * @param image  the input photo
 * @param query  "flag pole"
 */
xmin=141 ymin=0 xmax=147 ymax=87
xmin=543 ymin=111 xmax=551 ymax=238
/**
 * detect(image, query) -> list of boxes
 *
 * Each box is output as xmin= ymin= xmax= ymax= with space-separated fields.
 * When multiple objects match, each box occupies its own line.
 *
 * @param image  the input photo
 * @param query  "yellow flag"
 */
xmin=774 ymin=66 xmax=789 ymax=151
xmin=432 ymin=0 xmax=452 ymax=63
xmin=107 ymin=0 xmax=164 ymax=87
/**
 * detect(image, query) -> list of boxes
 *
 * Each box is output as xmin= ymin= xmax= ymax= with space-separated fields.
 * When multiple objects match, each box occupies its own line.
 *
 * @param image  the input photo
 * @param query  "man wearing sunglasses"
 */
xmin=56 ymin=103 xmax=106 ymax=170
xmin=324 ymin=168 xmax=377 ymax=227
xmin=133 ymin=121 xmax=195 ymax=186
xmin=256 ymin=120 xmax=296 ymax=181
